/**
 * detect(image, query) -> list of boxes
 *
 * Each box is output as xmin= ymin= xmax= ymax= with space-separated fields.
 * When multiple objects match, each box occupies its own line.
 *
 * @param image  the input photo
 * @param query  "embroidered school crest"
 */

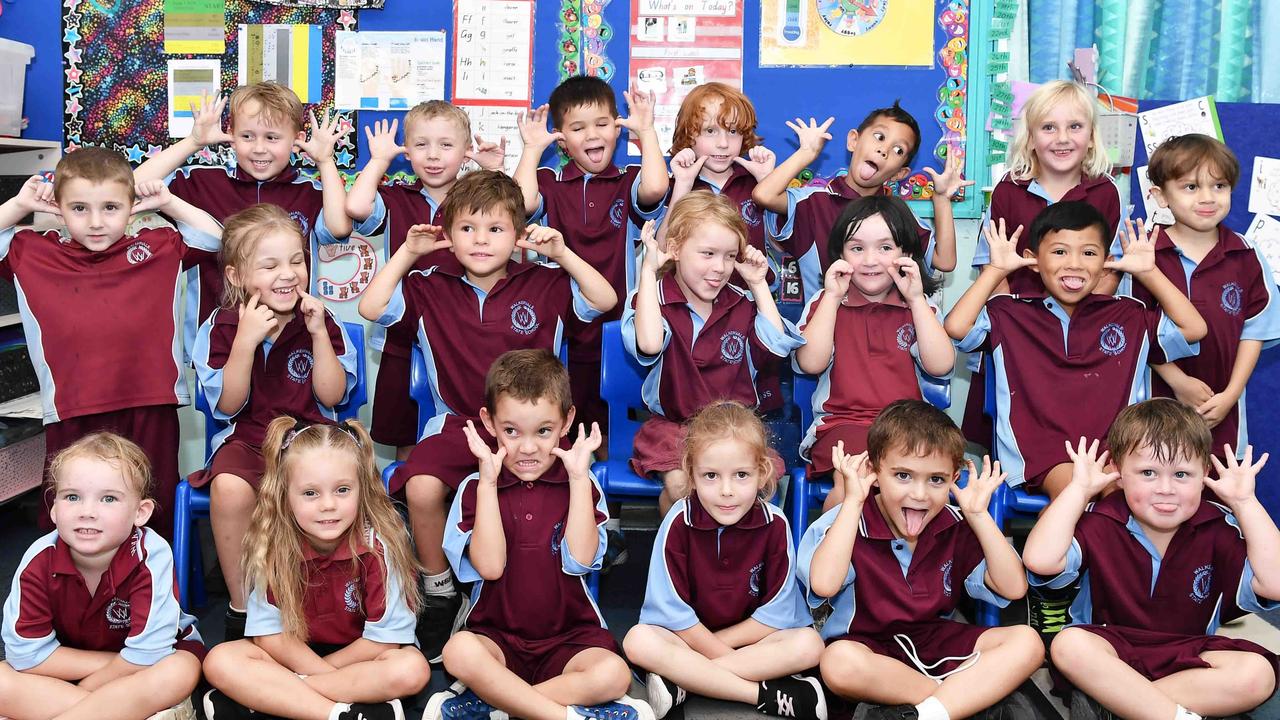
xmin=720 ymin=331 xmax=747 ymax=364
xmin=343 ymin=579 xmax=359 ymax=612
xmin=608 ymin=199 xmax=626 ymax=228
xmin=1099 ymin=323 xmax=1127 ymax=357
xmin=286 ymin=349 xmax=314 ymax=384
xmin=1190 ymin=564 xmax=1213 ymax=604
xmin=1221 ymin=282 xmax=1243 ymax=316
xmin=289 ymin=211 xmax=312 ymax=239
xmin=510 ymin=300 xmax=540 ymax=335
xmin=895 ymin=323 xmax=915 ymax=351
xmin=748 ymin=562 xmax=764 ymax=597
xmin=941 ymin=559 xmax=953 ymax=597
xmin=125 ymin=241 xmax=153 ymax=265
xmin=105 ymin=598 xmax=131 ymax=630
xmin=740 ymin=199 xmax=761 ymax=227
xmin=550 ymin=521 xmax=565 ymax=557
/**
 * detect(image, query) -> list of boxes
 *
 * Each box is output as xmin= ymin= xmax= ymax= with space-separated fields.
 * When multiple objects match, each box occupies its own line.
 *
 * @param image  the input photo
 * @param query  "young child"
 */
xmin=752 ymin=103 xmax=969 ymax=302
xmin=623 ymin=191 xmax=804 ymax=514
xmin=514 ymin=75 xmax=669 ymax=441
xmin=357 ymin=169 xmax=616 ymax=661
xmin=345 ymin=101 xmax=505 ymax=459
xmin=1127 ymin=134 xmax=1280 ymax=457
xmin=944 ymin=201 xmax=1206 ymax=498
xmin=189 ymin=203 xmax=359 ymax=639
xmin=800 ymin=401 xmax=1043 ymax=720
xmin=426 ymin=349 xmax=652 ymax=720
xmin=201 ymin=417 xmax=429 ymax=720
xmin=795 ymin=195 xmax=954 ymax=511
xmin=134 ymin=84 xmax=373 ymax=354
xmin=666 ymin=82 xmax=779 ymax=287
xmin=1 ymin=433 xmax=204 ymax=720
xmin=1022 ymin=400 xmax=1280 ymax=720
xmin=0 ymin=149 xmax=224 ymax=539
xmin=623 ymin=401 xmax=826 ymax=720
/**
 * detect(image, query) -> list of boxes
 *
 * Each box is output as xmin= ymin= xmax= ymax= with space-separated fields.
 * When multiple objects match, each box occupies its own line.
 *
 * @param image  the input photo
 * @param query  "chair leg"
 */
xmin=976 ymin=600 xmax=1000 ymax=626
xmin=174 ymin=482 xmax=192 ymax=610
xmin=190 ymin=525 xmax=207 ymax=609
xmin=789 ymin=470 xmax=811 ymax=548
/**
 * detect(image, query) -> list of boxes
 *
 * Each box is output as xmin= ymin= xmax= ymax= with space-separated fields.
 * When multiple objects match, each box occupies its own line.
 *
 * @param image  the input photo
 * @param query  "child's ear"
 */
xmin=561 ymin=406 xmax=577 ymax=438
xmin=890 ymin=165 xmax=912 ymax=183
xmin=479 ymin=407 xmax=497 ymax=438
xmin=1021 ymin=247 xmax=1039 ymax=271
xmin=135 ymin=498 xmax=155 ymax=528
xmin=295 ymin=129 xmax=308 ymax=144
xmin=846 ymin=129 xmax=860 ymax=153
xmin=1148 ymin=185 xmax=1170 ymax=209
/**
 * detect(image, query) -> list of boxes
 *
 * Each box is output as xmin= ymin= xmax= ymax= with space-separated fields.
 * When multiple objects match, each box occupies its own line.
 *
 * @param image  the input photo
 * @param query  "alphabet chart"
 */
xmin=452 ymin=0 xmax=534 ymax=106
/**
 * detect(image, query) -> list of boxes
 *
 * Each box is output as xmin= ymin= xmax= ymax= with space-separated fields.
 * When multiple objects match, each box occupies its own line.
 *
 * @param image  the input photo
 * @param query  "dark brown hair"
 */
xmin=1147 ymin=133 xmax=1240 ymax=189
xmin=1107 ymin=398 xmax=1212 ymax=470
xmin=867 ymin=399 xmax=965 ymax=472
xmin=54 ymin=147 xmax=135 ymax=203
xmin=439 ymin=170 xmax=526 ymax=233
xmin=484 ymin=349 xmax=572 ymax=418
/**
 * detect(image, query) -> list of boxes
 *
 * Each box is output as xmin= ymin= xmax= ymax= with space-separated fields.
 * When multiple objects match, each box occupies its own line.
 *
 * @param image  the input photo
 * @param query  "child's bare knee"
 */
xmin=1048 ymin=627 xmax=1091 ymax=667
xmin=820 ymin=642 xmax=870 ymax=694
xmin=151 ymin=651 xmax=202 ymax=696
xmin=786 ymin=628 xmax=826 ymax=668
xmin=384 ymin=650 xmax=431 ymax=698
xmin=210 ymin=474 xmax=254 ymax=510
xmin=591 ymin=653 xmax=633 ymax=698
xmin=661 ymin=471 xmax=689 ymax=498
xmin=1230 ymin=653 xmax=1276 ymax=705
xmin=406 ymin=474 xmax=448 ymax=507
xmin=622 ymin=625 xmax=660 ymax=666
xmin=440 ymin=633 xmax=487 ymax=678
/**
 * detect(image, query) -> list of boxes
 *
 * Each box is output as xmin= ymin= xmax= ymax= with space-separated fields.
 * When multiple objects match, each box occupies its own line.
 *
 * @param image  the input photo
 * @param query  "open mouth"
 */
xmin=272 ymin=286 xmax=296 ymax=297
xmin=585 ymin=146 xmax=607 ymax=164
xmin=902 ymin=508 xmax=928 ymax=536
xmin=1060 ymin=276 xmax=1087 ymax=292
xmin=1152 ymin=502 xmax=1180 ymax=514
xmin=856 ymin=159 xmax=880 ymax=182
xmin=74 ymin=528 xmax=102 ymax=537
xmin=515 ymin=458 xmax=542 ymax=471
xmin=250 ymin=159 xmax=274 ymax=171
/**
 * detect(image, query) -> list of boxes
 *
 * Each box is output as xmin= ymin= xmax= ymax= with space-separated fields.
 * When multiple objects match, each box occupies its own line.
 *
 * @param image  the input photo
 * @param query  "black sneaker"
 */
xmin=756 ymin=675 xmax=827 ymax=720
xmin=223 ymin=608 xmax=247 ymax=643
xmin=862 ymin=706 xmax=918 ymax=720
xmin=417 ymin=591 xmax=465 ymax=663
xmin=335 ymin=700 xmax=404 ymax=720
xmin=602 ymin=529 xmax=629 ymax=573
xmin=645 ymin=672 xmax=686 ymax=719
xmin=1068 ymin=692 xmax=1117 ymax=720
xmin=1027 ymin=585 xmax=1076 ymax=649
xmin=202 ymin=689 xmax=255 ymax=720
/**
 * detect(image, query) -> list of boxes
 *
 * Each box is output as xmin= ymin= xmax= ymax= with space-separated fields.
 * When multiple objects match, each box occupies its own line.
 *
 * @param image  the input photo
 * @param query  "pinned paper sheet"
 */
xmin=452 ymin=0 xmax=534 ymax=105
xmin=1136 ymin=96 xmax=1223 ymax=156
xmin=1136 ymin=166 xmax=1174 ymax=226
xmin=1245 ymin=214 xmax=1280 ymax=284
xmin=164 ymin=0 xmax=225 ymax=54
xmin=458 ymin=105 xmax=525 ymax=174
xmin=238 ymin=24 xmax=324 ymax=104
xmin=168 ymin=60 xmax=221 ymax=138
xmin=334 ymin=31 xmax=445 ymax=111
xmin=1248 ymin=157 xmax=1280 ymax=218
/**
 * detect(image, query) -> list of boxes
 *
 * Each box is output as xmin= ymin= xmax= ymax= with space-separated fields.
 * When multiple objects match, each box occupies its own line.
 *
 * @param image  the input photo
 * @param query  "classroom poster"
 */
xmin=451 ymin=0 xmax=535 ymax=105
xmin=628 ymin=0 xmax=744 ymax=154
xmin=167 ymin=60 xmax=221 ymax=137
xmin=163 ymin=0 xmax=225 ymax=54
xmin=758 ymin=0 xmax=934 ymax=67
xmin=333 ymin=31 xmax=446 ymax=110
xmin=237 ymin=24 xmax=325 ymax=103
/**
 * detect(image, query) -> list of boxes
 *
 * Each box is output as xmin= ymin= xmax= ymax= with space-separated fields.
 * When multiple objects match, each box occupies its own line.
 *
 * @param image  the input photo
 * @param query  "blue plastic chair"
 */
xmin=174 ymin=321 xmax=369 ymax=609
xmin=589 ymin=321 xmax=663 ymax=502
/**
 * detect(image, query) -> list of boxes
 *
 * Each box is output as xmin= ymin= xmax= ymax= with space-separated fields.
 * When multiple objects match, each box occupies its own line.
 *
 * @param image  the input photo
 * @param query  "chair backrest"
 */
xmin=794 ymin=372 xmax=817 ymax=438
xmin=599 ymin=320 xmax=648 ymax=462
xmin=409 ymin=344 xmax=437 ymax=440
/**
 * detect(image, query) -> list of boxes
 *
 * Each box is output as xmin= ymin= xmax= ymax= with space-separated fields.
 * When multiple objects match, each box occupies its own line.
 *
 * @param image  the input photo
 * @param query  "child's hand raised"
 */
xmin=983 ymin=218 xmax=1034 ymax=274
xmin=463 ymin=420 xmax=506 ymax=488
xmin=552 ymin=422 xmax=603 ymax=480
xmin=639 ymin=220 xmax=670 ymax=273
xmin=734 ymin=145 xmax=777 ymax=181
xmin=670 ymin=148 xmax=707 ymax=187
xmin=238 ymin=293 xmax=279 ymax=345
xmin=517 ymin=105 xmax=564 ymax=151
xmin=517 ymin=225 xmax=567 ymax=260
xmin=824 ymin=258 xmax=854 ymax=297
xmin=1104 ymin=218 xmax=1155 ymax=275
xmin=923 ymin=151 xmax=974 ymax=200
xmin=831 ymin=441 xmax=876 ymax=508
xmin=12 ymin=176 xmax=60 ymax=216
xmin=889 ymin=257 xmax=926 ymax=300
xmin=785 ymin=117 xmax=834 ymax=155
xmin=297 ymin=289 xmax=327 ymax=336
xmin=403 ymin=224 xmax=451 ymax=256
xmin=132 ymin=180 xmax=173 ymax=215
xmin=364 ymin=119 xmax=405 ymax=162
xmin=1063 ymin=437 xmax=1119 ymax=497
xmin=1207 ymin=445 xmax=1269 ymax=509
xmin=296 ymin=108 xmax=343 ymax=165
xmin=734 ymin=245 xmax=770 ymax=288
xmin=952 ymin=456 xmax=1006 ymax=518
xmin=617 ymin=85 xmax=656 ymax=134
xmin=467 ymin=134 xmax=508 ymax=172
xmin=188 ymin=91 xmax=233 ymax=148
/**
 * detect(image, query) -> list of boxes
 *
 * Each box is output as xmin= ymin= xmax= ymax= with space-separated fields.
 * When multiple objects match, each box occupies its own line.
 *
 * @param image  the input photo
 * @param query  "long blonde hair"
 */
xmin=243 ymin=416 xmax=422 ymax=640
xmin=1007 ymin=80 xmax=1111 ymax=181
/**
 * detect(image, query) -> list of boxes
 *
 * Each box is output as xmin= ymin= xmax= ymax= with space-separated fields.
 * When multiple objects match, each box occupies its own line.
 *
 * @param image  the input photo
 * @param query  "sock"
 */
xmin=423 ymin=570 xmax=455 ymax=596
xmin=914 ymin=697 xmax=950 ymax=720
xmin=605 ymin=518 xmax=621 ymax=532
xmin=327 ymin=703 xmax=352 ymax=720
xmin=1174 ymin=707 xmax=1202 ymax=720
xmin=226 ymin=606 xmax=246 ymax=617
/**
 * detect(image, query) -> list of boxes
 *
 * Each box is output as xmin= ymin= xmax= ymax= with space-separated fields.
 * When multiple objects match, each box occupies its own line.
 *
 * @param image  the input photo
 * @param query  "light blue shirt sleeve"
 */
xmin=443 ymin=475 xmax=484 ymax=584
xmin=361 ymin=531 xmax=418 ymax=645
xmin=560 ymin=472 xmax=609 ymax=575
xmin=120 ymin=531 xmax=183 ymax=666
xmin=352 ymin=193 xmax=385 ymax=238
xmin=971 ymin=205 xmax=993 ymax=267
xmin=176 ymin=220 xmax=220 ymax=252
xmin=244 ymin=583 xmax=285 ymax=637
xmin=916 ymin=217 xmax=938 ymax=272
xmin=1 ymin=534 xmax=60 ymax=671
xmin=751 ymin=507 xmax=814 ymax=630
xmin=631 ymin=170 xmax=668 ymax=220
xmin=376 ymin=278 xmax=408 ymax=328
xmin=1242 ymin=247 xmax=1280 ymax=345
xmin=1155 ymin=311 xmax=1198 ymax=362
xmin=621 ymin=291 xmax=671 ymax=367
xmin=953 ymin=304 xmax=993 ymax=353
xmin=1236 ymin=560 xmax=1280 ymax=614
xmin=570 ymin=276 xmax=602 ymax=323
xmin=797 ymin=505 xmax=856 ymax=608
xmin=1027 ymin=538 xmax=1083 ymax=590
xmin=752 ymin=312 xmax=805 ymax=357
xmin=767 ymin=186 xmax=805 ymax=243
xmin=962 ymin=559 xmax=1011 ymax=608
xmin=192 ymin=316 xmax=243 ymax=422
xmin=637 ymin=501 xmax=701 ymax=632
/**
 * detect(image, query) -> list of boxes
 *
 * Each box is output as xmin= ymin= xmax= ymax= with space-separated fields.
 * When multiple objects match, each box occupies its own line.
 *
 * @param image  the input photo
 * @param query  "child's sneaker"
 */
xmin=862 ymin=706 xmax=918 ymax=720
xmin=1067 ymin=692 xmax=1118 ymax=720
xmin=223 ymin=608 xmax=248 ymax=643
xmin=644 ymin=672 xmax=686 ymax=719
xmin=1027 ymin=585 xmax=1076 ymax=649
xmin=602 ymin=529 xmax=629 ymax=572
xmin=570 ymin=695 xmax=655 ymax=720
xmin=423 ymin=683 xmax=509 ymax=720
xmin=203 ymin=689 xmax=256 ymax=720
xmin=417 ymin=591 xmax=467 ymax=663
xmin=146 ymin=698 xmax=196 ymax=720
xmin=756 ymin=675 xmax=827 ymax=720
xmin=335 ymin=699 xmax=404 ymax=720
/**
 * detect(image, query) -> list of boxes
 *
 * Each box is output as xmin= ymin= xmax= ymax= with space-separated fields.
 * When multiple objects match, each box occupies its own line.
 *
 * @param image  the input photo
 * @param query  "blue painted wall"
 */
xmin=0 ymin=0 xmax=63 ymax=142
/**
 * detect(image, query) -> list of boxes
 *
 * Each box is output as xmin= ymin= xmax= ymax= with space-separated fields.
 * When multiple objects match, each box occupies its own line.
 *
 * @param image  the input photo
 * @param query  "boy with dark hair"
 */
xmin=753 ymin=101 xmax=970 ymax=301
xmin=1023 ymin=399 xmax=1280 ymax=720
xmin=800 ymin=400 xmax=1042 ymax=720
xmin=426 ymin=349 xmax=654 ymax=720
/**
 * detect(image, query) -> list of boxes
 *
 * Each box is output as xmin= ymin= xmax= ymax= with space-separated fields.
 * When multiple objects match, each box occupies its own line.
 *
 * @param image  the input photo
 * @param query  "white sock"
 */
xmin=327 ymin=703 xmax=351 ymax=720
xmin=1174 ymin=707 xmax=1202 ymax=720
xmin=424 ymin=570 xmax=455 ymax=596
xmin=228 ymin=604 xmax=245 ymax=614
xmin=605 ymin=518 xmax=621 ymax=532
xmin=914 ymin=697 xmax=950 ymax=720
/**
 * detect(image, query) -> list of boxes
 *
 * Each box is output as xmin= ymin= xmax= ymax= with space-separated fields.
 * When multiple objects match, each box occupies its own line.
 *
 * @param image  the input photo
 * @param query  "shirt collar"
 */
xmin=843 ymin=287 xmax=908 ymax=308
xmin=51 ymin=528 xmax=146 ymax=587
xmin=684 ymin=492 xmax=771 ymax=530
xmin=657 ymin=271 xmax=746 ymax=311
xmin=301 ymin=528 xmax=374 ymax=563
xmin=230 ymin=160 xmax=299 ymax=185
xmin=1091 ymin=490 xmax=1223 ymax=529
xmin=558 ymin=161 xmax=623 ymax=183
xmin=860 ymin=496 xmax=961 ymax=541
xmin=826 ymin=175 xmax=866 ymax=201
xmin=697 ymin=163 xmax=753 ymax=192
xmin=1153 ymin=223 xmax=1250 ymax=256
xmin=433 ymin=256 xmax=535 ymax=286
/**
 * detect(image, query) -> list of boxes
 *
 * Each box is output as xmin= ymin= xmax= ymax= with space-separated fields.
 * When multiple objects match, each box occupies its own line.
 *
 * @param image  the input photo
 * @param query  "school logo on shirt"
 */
xmin=343 ymin=579 xmax=360 ymax=612
xmin=720 ymin=331 xmax=747 ymax=365
xmin=286 ymin=349 xmax=314 ymax=384
xmin=289 ymin=211 xmax=312 ymax=239
xmin=1221 ymin=282 xmax=1244 ymax=316
xmin=105 ymin=598 xmax=131 ymax=630
xmin=125 ymin=241 xmax=153 ymax=265
xmin=748 ymin=562 xmax=764 ymax=597
xmin=740 ymin=200 xmax=761 ymax=227
xmin=510 ymin=300 xmax=540 ymax=335
xmin=895 ymin=323 xmax=915 ymax=351
xmin=941 ymin=559 xmax=953 ymax=597
xmin=1190 ymin=563 xmax=1213 ymax=604
xmin=1099 ymin=323 xmax=1127 ymax=356
xmin=609 ymin=199 xmax=626 ymax=228
xmin=550 ymin=520 xmax=565 ymax=557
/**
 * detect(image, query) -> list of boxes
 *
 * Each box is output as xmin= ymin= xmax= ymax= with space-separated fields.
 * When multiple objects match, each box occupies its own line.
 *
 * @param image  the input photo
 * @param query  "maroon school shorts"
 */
xmin=371 ymin=351 xmax=421 ymax=449
xmin=471 ymin=624 xmax=620 ymax=685
xmin=177 ymin=637 xmax=209 ymax=662
xmin=390 ymin=414 xmax=496 ymax=495
xmin=43 ymin=405 xmax=180 ymax=540
xmin=631 ymin=415 xmax=786 ymax=480
xmin=807 ymin=422 xmax=872 ymax=475
xmin=186 ymin=439 xmax=265 ymax=491
xmin=829 ymin=619 xmax=992 ymax=680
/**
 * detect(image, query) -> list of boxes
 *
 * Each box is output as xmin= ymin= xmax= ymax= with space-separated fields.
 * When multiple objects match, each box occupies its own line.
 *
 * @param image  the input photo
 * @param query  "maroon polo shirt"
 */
xmin=955 ymin=293 xmax=1194 ymax=487
xmin=976 ymin=173 xmax=1122 ymax=294
xmin=377 ymin=256 xmax=587 ymax=419
xmin=369 ymin=181 xmax=449 ymax=358
xmin=0 ymin=226 xmax=207 ymax=423
xmin=4 ymin=528 xmax=202 ymax=670
xmin=1128 ymin=225 xmax=1280 ymax=453
xmin=194 ymin=307 xmax=356 ymax=449
xmin=447 ymin=463 xmax=609 ymax=642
